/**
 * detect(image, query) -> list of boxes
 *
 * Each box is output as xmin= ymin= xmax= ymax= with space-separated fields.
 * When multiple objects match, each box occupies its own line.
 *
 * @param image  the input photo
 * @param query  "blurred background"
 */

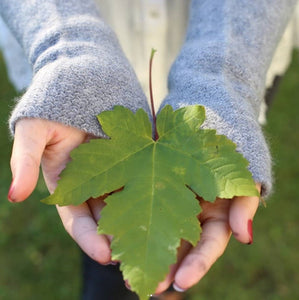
xmin=0 ymin=50 xmax=298 ymax=300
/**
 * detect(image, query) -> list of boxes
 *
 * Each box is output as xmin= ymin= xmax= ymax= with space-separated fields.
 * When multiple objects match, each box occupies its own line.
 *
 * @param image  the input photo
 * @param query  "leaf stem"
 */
xmin=149 ymin=48 xmax=159 ymax=141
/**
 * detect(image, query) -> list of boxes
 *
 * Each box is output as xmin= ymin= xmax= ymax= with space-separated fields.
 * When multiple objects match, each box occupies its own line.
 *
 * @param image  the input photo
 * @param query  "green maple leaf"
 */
xmin=43 ymin=105 xmax=258 ymax=300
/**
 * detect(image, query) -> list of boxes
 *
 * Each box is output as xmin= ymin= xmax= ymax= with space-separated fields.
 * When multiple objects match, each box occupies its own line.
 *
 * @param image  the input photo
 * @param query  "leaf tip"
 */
xmin=41 ymin=195 xmax=58 ymax=205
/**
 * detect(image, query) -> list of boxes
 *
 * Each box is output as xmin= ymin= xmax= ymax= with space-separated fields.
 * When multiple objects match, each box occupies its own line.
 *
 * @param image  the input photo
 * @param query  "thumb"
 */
xmin=8 ymin=119 xmax=47 ymax=202
xmin=229 ymin=184 xmax=261 ymax=244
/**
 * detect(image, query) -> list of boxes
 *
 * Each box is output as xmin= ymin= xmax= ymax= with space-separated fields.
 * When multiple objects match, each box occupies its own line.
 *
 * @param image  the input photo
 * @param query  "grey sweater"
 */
xmin=0 ymin=0 xmax=297 ymax=196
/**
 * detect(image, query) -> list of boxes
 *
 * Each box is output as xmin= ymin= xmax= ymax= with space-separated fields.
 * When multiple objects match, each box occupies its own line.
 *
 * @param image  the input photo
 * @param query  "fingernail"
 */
xmin=173 ymin=283 xmax=186 ymax=293
xmin=103 ymin=261 xmax=118 ymax=266
xmin=124 ymin=280 xmax=131 ymax=291
xmin=247 ymin=219 xmax=253 ymax=244
xmin=7 ymin=180 xmax=16 ymax=202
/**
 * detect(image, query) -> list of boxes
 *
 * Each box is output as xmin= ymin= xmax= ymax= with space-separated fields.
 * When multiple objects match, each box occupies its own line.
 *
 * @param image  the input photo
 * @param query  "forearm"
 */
xmin=163 ymin=0 xmax=297 ymax=196
xmin=0 ymin=0 xmax=149 ymax=136
xmin=165 ymin=0 xmax=296 ymax=113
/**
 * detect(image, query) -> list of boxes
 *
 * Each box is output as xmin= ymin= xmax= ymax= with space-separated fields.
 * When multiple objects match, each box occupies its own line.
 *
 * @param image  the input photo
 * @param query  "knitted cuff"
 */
xmin=162 ymin=83 xmax=272 ymax=197
xmin=9 ymin=47 xmax=149 ymax=137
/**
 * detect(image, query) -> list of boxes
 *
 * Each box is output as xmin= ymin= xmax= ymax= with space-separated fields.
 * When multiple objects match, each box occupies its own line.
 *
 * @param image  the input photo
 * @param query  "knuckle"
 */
xmin=11 ymin=151 xmax=40 ymax=172
xmin=194 ymin=256 xmax=209 ymax=274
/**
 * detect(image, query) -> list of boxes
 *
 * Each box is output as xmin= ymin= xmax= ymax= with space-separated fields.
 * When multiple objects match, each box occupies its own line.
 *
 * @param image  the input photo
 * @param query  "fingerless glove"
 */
xmin=162 ymin=0 xmax=297 ymax=196
xmin=0 ymin=0 xmax=150 ymax=137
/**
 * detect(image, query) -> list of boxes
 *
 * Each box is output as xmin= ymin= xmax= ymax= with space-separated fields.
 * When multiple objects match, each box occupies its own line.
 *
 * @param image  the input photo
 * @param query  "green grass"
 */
xmin=0 ymin=51 xmax=298 ymax=300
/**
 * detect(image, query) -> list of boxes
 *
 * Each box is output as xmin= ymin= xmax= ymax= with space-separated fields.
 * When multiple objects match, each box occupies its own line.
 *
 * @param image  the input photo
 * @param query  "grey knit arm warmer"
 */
xmin=162 ymin=0 xmax=297 ymax=196
xmin=0 ymin=0 xmax=149 ymax=137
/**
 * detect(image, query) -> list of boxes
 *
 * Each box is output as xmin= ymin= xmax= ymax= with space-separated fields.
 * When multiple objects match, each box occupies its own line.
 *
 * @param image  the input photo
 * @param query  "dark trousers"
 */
xmin=81 ymin=252 xmax=139 ymax=300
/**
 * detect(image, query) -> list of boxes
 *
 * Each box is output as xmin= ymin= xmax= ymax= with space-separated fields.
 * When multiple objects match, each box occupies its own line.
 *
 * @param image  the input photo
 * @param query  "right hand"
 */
xmin=8 ymin=118 xmax=112 ymax=264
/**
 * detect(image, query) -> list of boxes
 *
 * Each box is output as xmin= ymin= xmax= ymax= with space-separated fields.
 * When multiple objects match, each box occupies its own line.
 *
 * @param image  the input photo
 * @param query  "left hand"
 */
xmin=154 ymin=185 xmax=261 ymax=294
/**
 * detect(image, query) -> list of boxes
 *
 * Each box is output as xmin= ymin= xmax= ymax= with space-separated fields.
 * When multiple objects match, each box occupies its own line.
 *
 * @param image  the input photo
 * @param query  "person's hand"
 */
xmin=8 ymin=118 xmax=112 ymax=264
xmin=8 ymin=118 xmax=261 ymax=292
xmin=154 ymin=184 xmax=261 ymax=295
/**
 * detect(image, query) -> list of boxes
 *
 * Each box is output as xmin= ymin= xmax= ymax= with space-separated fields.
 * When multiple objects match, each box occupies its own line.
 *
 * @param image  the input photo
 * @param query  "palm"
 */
xmin=10 ymin=118 xmax=260 ymax=293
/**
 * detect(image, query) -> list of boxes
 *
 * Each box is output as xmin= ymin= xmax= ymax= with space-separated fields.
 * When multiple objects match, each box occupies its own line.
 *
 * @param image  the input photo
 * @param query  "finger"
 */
xmin=41 ymin=125 xmax=87 ymax=193
xmin=56 ymin=203 xmax=111 ymax=264
xmin=86 ymin=196 xmax=114 ymax=244
xmin=86 ymin=196 xmax=107 ymax=221
xmin=9 ymin=119 xmax=48 ymax=202
xmin=229 ymin=184 xmax=261 ymax=244
xmin=154 ymin=241 xmax=192 ymax=295
xmin=173 ymin=212 xmax=231 ymax=291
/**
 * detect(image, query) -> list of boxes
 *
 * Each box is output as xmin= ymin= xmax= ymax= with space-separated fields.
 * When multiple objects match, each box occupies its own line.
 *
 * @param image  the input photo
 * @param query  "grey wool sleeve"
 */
xmin=0 ymin=0 xmax=150 ymax=137
xmin=162 ymin=0 xmax=298 ymax=196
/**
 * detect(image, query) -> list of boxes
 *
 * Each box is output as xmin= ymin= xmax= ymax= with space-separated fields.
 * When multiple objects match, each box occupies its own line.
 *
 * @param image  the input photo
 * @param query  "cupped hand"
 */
xmin=8 ymin=119 xmax=261 ymax=293
xmin=8 ymin=118 xmax=111 ymax=264
xmin=154 ymin=184 xmax=261 ymax=294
